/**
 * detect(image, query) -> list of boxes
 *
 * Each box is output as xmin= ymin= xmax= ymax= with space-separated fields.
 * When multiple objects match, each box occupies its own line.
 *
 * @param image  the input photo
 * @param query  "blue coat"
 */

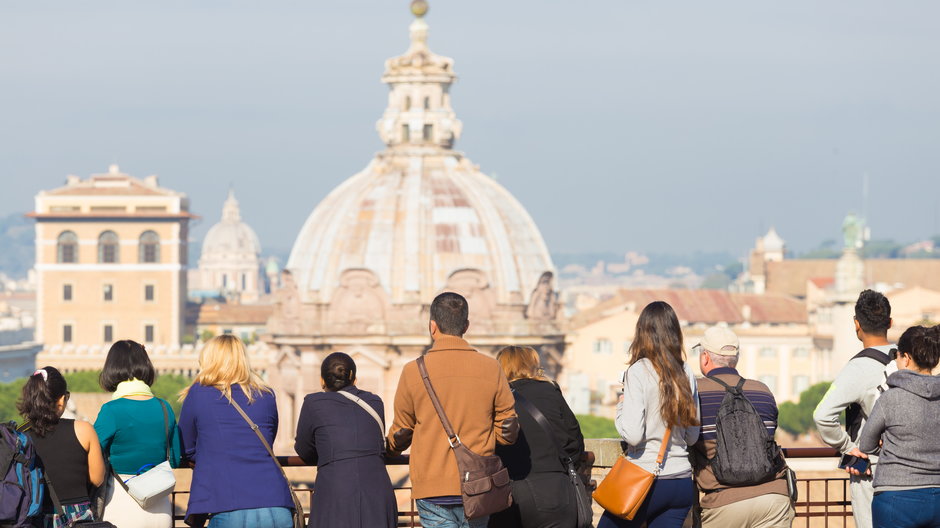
xmin=178 ymin=383 xmax=294 ymax=516
xmin=294 ymin=386 xmax=396 ymax=528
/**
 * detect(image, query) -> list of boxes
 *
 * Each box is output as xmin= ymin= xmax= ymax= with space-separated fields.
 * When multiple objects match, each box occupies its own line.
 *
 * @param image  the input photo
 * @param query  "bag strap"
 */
xmin=228 ymin=399 xmax=292 ymax=485
xmin=512 ymin=390 xmax=571 ymax=467
xmin=22 ymin=427 xmax=64 ymax=517
xmin=158 ymin=399 xmax=171 ymax=463
xmin=852 ymin=348 xmax=892 ymax=366
xmin=654 ymin=427 xmax=672 ymax=476
xmin=707 ymin=374 xmax=745 ymax=392
xmin=415 ymin=356 xmax=461 ymax=447
xmin=335 ymin=390 xmax=385 ymax=439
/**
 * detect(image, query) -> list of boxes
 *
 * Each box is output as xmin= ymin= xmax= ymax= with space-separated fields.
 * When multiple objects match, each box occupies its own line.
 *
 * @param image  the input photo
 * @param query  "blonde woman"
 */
xmin=489 ymin=346 xmax=586 ymax=528
xmin=178 ymin=335 xmax=294 ymax=528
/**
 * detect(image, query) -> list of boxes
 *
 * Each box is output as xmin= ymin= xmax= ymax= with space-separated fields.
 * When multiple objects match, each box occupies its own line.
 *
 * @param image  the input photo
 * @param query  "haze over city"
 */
xmin=3 ymin=1 xmax=940 ymax=256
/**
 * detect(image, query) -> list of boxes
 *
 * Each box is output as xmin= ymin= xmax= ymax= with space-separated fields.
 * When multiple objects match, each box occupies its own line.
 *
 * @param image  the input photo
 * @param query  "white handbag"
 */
xmin=119 ymin=400 xmax=176 ymax=508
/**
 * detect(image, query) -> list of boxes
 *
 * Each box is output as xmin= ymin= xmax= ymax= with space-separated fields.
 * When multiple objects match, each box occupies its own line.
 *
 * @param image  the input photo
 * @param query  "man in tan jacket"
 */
xmin=388 ymin=292 xmax=519 ymax=527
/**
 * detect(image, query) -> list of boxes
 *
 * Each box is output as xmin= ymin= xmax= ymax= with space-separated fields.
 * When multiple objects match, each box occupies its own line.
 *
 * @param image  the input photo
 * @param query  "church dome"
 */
xmin=287 ymin=10 xmax=554 ymax=307
xmin=201 ymin=190 xmax=261 ymax=259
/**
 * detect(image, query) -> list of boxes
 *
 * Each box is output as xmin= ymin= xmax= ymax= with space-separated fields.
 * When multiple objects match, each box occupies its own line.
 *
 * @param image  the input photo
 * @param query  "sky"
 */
xmin=2 ymin=1 xmax=939 ymax=259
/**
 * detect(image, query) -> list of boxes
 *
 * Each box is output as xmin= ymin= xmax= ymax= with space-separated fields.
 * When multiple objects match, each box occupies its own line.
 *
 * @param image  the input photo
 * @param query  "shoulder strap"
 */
xmin=157 ymin=399 xmax=170 ymax=462
xmin=512 ymin=390 xmax=569 ymax=465
xmin=852 ymin=348 xmax=891 ymax=365
xmin=654 ymin=427 xmax=672 ymax=476
xmin=229 ymin=400 xmax=294 ymax=489
xmin=416 ymin=356 xmax=460 ymax=447
xmin=335 ymin=390 xmax=385 ymax=438
xmin=24 ymin=429 xmax=64 ymax=517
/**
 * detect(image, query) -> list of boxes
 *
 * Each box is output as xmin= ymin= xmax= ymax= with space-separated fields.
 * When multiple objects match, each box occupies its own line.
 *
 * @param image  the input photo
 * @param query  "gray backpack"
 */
xmin=708 ymin=376 xmax=782 ymax=486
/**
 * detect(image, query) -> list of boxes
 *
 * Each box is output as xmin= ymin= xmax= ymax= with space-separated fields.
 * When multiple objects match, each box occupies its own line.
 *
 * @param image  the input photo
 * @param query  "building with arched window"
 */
xmin=30 ymin=165 xmax=194 ymax=368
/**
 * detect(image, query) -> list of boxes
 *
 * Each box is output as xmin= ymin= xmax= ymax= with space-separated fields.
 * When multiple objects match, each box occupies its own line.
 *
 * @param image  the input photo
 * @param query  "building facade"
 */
xmin=31 ymin=165 xmax=192 ymax=369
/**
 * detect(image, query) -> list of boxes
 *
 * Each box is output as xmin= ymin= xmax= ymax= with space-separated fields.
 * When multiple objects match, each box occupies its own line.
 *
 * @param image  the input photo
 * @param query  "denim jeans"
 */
xmin=416 ymin=499 xmax=489 ymax=528
xmin=208 ymin=507 xmax=293 ymax=528
xmin=872 ymin=488 xmax=940 ymax=528
xmin=597 ymin=478 xmax=694 ymax=528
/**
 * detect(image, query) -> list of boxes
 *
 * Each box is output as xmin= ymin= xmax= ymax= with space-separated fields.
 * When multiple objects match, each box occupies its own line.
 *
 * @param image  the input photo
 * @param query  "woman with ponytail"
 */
xmin=598 ymin=301 xmax=701 ymax=528
xmin=18 ymin=366 xmax=105 ymax=527
xmin=178 ymin=335 xmax=294 ymax=528
xmin=860 ymin=325 xmax=940 ymax=528
xmin=294 ymin=352 xmax=397 ymax=528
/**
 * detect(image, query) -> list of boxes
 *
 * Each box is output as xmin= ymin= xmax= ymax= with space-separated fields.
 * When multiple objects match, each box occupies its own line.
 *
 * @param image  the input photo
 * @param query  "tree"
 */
xmin=575 ymin=414 xmax=618 ymax=439
xmin=777 ymin=381 xmax=832 ymax=437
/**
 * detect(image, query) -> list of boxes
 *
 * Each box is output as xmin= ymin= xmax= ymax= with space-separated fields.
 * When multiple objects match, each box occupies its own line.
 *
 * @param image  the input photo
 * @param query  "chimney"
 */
xmin=65 ymin=174 xmax=80 ymax=186
xmin=144 ymin=175 xmax=159 ymax=188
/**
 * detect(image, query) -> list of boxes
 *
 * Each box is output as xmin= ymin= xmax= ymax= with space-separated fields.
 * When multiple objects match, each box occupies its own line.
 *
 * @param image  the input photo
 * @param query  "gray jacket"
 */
xmin=859 ymin=369 xmax=940 ymax=491
xmin=615 ymin=359 xmax=700 ymax=478
xmin=813 ymin=346 xmax=893 ymax=456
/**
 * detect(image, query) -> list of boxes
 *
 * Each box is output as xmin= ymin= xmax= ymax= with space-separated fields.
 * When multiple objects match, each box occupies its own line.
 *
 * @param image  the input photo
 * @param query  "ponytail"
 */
xmin=17 ymin=366 xmax=68 ymax=437
xmin=897 ymin=326 xmax=940 ymax=371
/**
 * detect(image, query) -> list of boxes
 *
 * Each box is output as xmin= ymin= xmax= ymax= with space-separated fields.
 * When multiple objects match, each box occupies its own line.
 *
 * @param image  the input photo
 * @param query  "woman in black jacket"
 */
xmin=489 ymin=346 xmax=586 ymax=528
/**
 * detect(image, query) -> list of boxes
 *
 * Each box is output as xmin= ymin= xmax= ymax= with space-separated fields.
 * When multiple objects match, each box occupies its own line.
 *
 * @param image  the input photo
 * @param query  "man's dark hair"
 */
xmin=430 ymin=292 xmax=469 ymax=336
xmin=854 ymin=289 xmax=891 ymax=335
xmin=99 ymin=339 xmax=156 ymax=392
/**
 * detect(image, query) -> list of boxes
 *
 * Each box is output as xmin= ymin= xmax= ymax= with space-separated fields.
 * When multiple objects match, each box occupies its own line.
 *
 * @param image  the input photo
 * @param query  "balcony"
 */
xmin=166 ymin=443 xmax=852 ymax=527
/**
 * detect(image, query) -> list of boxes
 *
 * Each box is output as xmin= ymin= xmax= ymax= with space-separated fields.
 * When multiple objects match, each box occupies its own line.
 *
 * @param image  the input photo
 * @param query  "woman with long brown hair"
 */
xmin=598 ymin=301 xmax=700 ymax=528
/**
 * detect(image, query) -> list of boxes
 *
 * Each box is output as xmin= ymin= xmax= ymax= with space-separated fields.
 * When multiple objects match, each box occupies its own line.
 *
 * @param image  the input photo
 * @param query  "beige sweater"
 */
xmin=387 ymin=335 xmax=517 ymax=499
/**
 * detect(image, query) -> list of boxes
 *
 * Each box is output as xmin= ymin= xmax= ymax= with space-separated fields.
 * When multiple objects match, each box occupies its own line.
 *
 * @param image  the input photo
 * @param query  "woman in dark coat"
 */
xmin=489 ymin=346 xmax=586 ymax=528
xmin=294 ymin=352 xmax=397 ymax=528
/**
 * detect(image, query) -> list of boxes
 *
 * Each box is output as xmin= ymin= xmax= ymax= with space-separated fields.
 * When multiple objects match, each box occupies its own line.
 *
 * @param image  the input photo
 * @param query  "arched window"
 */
xmin=57 ymin=231 xmax=78 ymax=263
xmin=139 ymin=231 xmax=160 ymax=263
xmin=98 ymin=231 xmax=119 ymax=263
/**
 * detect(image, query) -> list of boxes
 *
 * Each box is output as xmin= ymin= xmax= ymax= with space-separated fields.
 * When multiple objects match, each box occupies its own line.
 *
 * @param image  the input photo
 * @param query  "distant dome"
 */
xmin=763 ymin=227 xmax=785 ymax=253
xmin=201 ymin=190 xmax=261 ymax=259
xmin=286 ymin=13 xmax=554 ymax=306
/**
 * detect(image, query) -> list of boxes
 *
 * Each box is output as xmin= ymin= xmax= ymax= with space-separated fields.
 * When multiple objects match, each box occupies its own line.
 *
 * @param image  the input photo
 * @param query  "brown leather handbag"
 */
xmin=416 ymin=356 xmax=513 ymax=520
xmin=592 ymin=427 xmax=672 ymax=520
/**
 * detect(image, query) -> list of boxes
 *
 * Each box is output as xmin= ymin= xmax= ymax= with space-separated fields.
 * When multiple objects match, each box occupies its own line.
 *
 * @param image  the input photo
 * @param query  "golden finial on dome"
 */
xmin=410 ymin=0 xmax=428 ymax=18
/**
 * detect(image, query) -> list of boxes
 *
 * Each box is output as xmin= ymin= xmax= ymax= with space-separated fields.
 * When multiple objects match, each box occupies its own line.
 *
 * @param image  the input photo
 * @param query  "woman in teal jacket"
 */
xmin=94 ymin=340 xmax=180 ymax=528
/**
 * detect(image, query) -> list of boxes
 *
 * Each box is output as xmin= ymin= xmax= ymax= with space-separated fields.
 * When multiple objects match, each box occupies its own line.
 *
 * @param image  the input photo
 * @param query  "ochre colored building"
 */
xmin=31 ymin=165 xmax=193 ymax=370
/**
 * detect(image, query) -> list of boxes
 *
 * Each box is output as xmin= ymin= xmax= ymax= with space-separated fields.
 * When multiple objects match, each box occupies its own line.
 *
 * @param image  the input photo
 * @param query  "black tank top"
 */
xmin=31 ymin=419 xmax=91 ymax=504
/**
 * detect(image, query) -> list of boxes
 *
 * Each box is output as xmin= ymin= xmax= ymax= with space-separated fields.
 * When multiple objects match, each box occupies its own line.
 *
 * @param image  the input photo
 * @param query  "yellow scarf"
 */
xmin=111 ymin=379 xmax=154 ymax=400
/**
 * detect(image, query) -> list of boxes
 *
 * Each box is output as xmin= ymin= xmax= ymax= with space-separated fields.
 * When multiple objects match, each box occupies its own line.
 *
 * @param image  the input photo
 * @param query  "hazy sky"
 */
xmin=2 ymin=1 xmax=939 ymax=259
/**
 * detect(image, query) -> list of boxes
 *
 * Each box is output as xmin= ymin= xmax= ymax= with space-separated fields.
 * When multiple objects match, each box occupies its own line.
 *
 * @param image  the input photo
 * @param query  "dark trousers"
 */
xmin=873 ymin=488 xmax=940 ymax=528
xmin=488 ymin=472 xmax=578 ymax=528
xmin=597 ymin=477 xmax=694 ymax=528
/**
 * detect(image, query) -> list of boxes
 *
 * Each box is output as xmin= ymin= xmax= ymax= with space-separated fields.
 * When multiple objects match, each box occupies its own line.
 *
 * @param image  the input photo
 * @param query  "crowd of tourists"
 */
xmin=9 ymin=289 xmax=939 ymax=528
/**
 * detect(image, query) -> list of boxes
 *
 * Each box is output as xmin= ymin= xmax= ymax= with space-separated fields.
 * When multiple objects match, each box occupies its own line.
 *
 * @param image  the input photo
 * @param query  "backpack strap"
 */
xmin=512 ymin=390 xmax=571 ymax=468
xmin=851 ymin=348 xmax=891 ymax=365
xmin=706 ymin=374 xmax=746 ymax=393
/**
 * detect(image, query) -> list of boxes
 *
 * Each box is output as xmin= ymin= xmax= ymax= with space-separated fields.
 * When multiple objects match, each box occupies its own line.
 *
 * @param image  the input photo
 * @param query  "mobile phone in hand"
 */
xmin=839 ymin=454 xmax=870 ymax=473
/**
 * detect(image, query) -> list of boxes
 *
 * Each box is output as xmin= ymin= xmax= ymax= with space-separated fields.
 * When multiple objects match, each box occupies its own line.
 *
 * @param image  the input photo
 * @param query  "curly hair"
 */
xmin=897 ymin=325 xmax=940 ymax=371
xmin=855 ymin=289 xmax=891 ymax=335
xmin=17 ymin=366 xmax=68 ymax=437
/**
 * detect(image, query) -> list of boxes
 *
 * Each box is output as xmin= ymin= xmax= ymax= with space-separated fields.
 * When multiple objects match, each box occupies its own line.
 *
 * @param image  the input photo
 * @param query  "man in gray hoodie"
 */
xmin=813 ymin=289 xmax=893 ymax=528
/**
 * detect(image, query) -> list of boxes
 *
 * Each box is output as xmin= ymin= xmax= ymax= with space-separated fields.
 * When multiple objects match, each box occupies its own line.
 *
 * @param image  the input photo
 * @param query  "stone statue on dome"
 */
xmin=526 ymin=272 xmax=559 ymax=321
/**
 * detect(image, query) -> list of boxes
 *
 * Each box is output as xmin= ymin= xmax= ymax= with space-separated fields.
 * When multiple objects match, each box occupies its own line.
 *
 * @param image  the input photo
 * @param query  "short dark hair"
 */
xmin=897 ymin=325 xmax=940 ymax=371
xmin=430 ymin=292 xmax=469 ymax=336
xmin=99 ymin=340 xmax=156 ymax=392
xmin=854 ymin=289 xmax=891 ymax=335
xmin=321 ymin=352 xmax=356 ymax=392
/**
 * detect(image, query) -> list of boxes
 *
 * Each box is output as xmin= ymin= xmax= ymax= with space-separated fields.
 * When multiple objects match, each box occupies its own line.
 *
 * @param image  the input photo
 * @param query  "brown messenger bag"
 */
xmin=416 ymin=356 xmax=513 ymax=520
